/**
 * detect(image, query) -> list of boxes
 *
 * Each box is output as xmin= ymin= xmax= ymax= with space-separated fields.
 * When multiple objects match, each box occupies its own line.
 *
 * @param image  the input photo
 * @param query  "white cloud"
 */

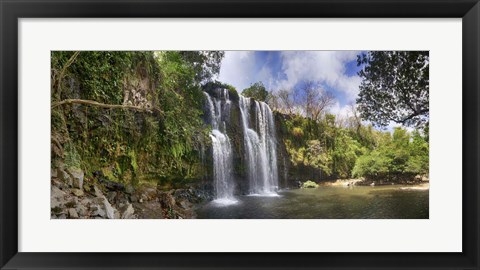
xmin=385 ymin=121 xmax=415 ymax=133
xmin=329 ymin=101 xmax=352 ymax=120
xmin=256 ymin=65 xmax=275 ymax=89
xmin=218 ymin=51 xmax=362 ymax=102
xmin=276 ymin=51 xmax=361 ymax=101
xmin=218 ymin=51 xmax=257 ymax=91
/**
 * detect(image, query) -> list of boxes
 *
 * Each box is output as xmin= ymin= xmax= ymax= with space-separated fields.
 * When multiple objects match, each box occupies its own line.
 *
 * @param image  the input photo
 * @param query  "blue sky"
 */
xmin=217 ymin=51 xmax=364 ymax=118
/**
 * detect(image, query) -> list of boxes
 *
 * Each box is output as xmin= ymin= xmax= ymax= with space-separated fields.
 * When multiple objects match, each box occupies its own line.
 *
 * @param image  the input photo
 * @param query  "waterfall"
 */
xmin=203 ymin=91 xmax=237 ymax=204
xmin=239 ymin=96 xmax=279 ymax=195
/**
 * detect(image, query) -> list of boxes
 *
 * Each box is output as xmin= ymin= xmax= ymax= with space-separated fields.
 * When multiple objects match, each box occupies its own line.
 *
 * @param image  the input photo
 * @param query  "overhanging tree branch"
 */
xmin=51 ymin=99 xmax=162 ymax=114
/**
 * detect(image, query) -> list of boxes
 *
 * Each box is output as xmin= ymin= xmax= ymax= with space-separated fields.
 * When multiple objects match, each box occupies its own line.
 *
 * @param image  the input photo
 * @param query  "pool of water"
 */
xmin=196 ymin=185 xmax=429 ymax=219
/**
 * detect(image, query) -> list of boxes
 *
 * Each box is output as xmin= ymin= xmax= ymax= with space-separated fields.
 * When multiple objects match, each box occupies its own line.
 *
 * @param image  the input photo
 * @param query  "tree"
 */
xmin=299 ymin=81 xmax=335 ymax=122
xmin=275 ymin=89 xmax=297 ymax=115
xmin=178 ymin=51 xmax=224 ymax=83
xmin=356 ymin=51 xmax=429 ymax=128
xmin=345 ymin=104 xmax=377 ymax=149
xmin=242 ymin=81 xmax=269 ymax=102
xmin=351 ymin=127 xmax=429 ymax=181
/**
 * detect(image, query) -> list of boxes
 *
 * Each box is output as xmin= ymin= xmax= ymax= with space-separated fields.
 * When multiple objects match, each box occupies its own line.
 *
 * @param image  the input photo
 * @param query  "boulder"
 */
xmin=116 ymin=192 xmax=129 ymax=205
xmin=65 ymin=199 xmax=77 ymax=208
xmin=94 ymin=196 xmax=115 ymax=219
xmin=80 ymin=198 xmax=91 ymax=206
xmin=93 ymin=185 xmax=104 ymax=198
xmin=76 ymin=204 xmax=88 ymax=217
xmin=69 ymin=168 xmax=84 ymax=190
xmin=58 ymin=168 xmax=73 ymax=186
xmin=51 ymin=206 xmax=66 ymax=216
xmin=121 ymin=203 xmax=135 ymax=219
xmin=51 ymin=167 xmax=58 ymax=178
xmin=68 ymin=208 xmax=79 ymax=219
xmin=51 ymin=185 xmax=67 ymax=209
xmin=52 ymin=178 xmax=69 ymax=191
xmin=71 ymin=188 xmax=84 ymax=197
xmin=135 ymin=186 xmax=157 ymax=201
xmin=177 ymin=199 xmax=193 ymax=210
xmin=158 ymin=192 xmax=176 ymax=210
xmin=114 ymin=210 xmax=121 ymax=219
xmin=107 ymin=191 xmax=117 ymax=203
xmin=90 ymin=204 xmax=106 ymax=218
xmin=103 ymin=197 xmax=115 ymax=219
xmin=125 ymin=184 xmax=135 ymax=195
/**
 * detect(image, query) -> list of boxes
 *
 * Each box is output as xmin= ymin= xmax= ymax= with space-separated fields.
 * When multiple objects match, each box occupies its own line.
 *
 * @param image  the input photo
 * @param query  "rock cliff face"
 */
xmin=274 ymin=112 xmax=293 ymax=188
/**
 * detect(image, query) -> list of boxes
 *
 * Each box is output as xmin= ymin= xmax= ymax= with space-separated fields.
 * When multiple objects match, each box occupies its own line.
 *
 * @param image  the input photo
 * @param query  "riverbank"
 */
xmin=51 ymin=164 xmax=430 ymax=219
xmin=321 ymin=178 xmax=429 ymax=187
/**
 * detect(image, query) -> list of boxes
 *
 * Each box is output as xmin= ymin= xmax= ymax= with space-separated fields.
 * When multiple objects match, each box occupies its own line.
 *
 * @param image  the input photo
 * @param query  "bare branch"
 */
xmin=55 ymin=51 xmax=81 ymax=100
xmin=51 ymin=99 xmax=162 ymax=114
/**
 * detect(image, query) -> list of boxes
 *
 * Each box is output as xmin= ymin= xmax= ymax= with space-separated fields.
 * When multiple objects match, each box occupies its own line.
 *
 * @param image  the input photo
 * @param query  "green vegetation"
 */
xmin=269 ymin=51 xmax=429 ymax=183
xmin=51 ymin=50 xmax=429 ymax=190
xmin=352 ymin=128 xmax=429 ymax=181
xmin=356 ymin=51 xmax=429 ymax=129
xmin=301 ymin=180 xmax=319 ymax=188
xmin=277 ymin=109 xmax=428 ymax=182
xmin=51 ymin=51 xmax=222 ymax=187
xmin=242 ymin=82 xmax=268 ymax=102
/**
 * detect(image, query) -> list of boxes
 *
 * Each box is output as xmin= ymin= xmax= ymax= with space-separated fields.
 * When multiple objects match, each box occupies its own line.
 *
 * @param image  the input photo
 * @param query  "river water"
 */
xmin=196 ymin=185 xmax=429 ymax=219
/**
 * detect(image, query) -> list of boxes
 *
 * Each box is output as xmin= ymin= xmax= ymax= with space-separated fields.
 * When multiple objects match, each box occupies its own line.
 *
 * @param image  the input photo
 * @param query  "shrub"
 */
xmin=292 ymin=127 xmax=304 ymax=138
xmin=301 ymin=180 xmax=319 ymax=189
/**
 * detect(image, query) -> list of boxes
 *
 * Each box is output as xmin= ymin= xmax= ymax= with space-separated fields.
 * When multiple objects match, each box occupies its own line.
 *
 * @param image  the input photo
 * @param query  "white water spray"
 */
xmin=239 ymin=96 xmax=279 ymax=195
xmin=204 ymin=91 xmax=237 ymax=205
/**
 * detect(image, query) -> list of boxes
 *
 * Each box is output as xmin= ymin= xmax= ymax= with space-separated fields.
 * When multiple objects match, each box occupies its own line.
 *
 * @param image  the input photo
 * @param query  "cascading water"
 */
xmin=239 ymin=96 xmax=279 ymax=195
xmin=203 ymin=90 xmax=237 ymax=204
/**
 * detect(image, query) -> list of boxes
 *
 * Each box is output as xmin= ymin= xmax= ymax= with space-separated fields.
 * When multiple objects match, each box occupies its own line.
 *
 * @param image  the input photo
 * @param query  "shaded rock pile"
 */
xmin=51 ymin=165 xmax=213 ymax=219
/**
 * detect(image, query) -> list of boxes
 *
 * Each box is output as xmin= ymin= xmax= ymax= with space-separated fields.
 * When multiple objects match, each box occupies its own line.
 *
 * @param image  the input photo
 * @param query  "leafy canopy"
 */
xmin=352 ymin=127 xmax=429 ymax=181
xmin=178 ymin=51 xmax=224 ymax=83
xmin=356 ymin=51 xmax=429 ymax=129
xmin=242 ymin=82 xmax=268 ymax=102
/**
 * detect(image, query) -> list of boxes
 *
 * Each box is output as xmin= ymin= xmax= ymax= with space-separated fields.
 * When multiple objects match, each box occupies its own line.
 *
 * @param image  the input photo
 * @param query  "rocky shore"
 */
xmin=51 ymin=166 xmax=213 ymax=219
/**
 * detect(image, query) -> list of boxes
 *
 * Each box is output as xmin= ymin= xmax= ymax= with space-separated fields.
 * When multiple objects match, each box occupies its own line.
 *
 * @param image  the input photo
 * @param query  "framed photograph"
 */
xmin=1 ymin=0 xmax=479 ymax=269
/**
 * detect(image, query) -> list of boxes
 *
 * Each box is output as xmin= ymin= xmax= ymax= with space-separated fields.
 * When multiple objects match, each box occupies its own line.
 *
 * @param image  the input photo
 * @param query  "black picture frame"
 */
xmin=1 ymin=0 xmax=479 ymax=269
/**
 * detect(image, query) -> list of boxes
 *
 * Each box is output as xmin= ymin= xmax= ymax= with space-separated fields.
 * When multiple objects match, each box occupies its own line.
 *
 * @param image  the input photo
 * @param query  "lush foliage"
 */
xmin=280 ymin=113 xmax=366 ymax=180
xmin=51 ymin=51 xmax=223 ymax=187
xmin=276 ymin=107 xmax=428 ymax=182
xmin=356 ymin=51 xmax=429 ymax=129
xmin=51 ymin=50 xmax=429 ymax=190
xmin=301 ymin=180 xmax=319 ymax=188
xmin=242 ymin=82 xmax=269 ymax=102
xmin=352 ymin=128 xmax=429 ymax=181
xmin=178 ymin=51 xmax=224 ymax=83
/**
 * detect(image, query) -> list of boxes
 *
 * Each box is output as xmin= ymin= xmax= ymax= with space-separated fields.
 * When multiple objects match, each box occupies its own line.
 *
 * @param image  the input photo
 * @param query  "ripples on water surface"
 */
xmin=196 ymin=185 xmax=429 ymax=219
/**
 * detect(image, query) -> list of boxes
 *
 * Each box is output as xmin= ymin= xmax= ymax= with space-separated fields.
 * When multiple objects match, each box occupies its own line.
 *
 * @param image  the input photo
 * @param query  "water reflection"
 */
xmin=196 ymin=185 xmax=429 ymax=219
